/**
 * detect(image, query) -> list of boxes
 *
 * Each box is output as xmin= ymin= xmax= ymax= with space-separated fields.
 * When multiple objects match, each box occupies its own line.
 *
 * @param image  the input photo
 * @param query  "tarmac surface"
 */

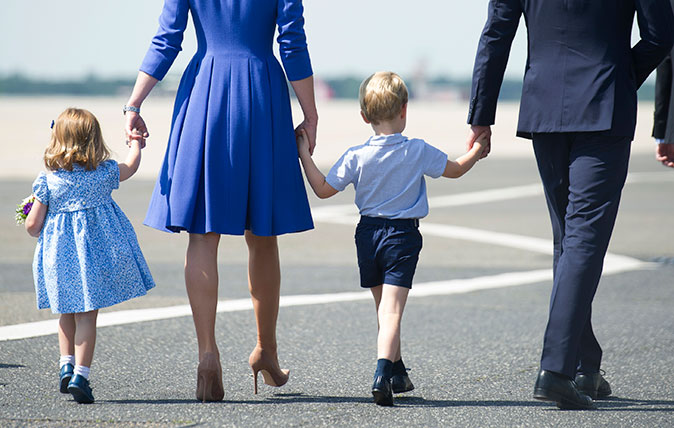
xmin=1 ymin=152 xmax=673 ymax=427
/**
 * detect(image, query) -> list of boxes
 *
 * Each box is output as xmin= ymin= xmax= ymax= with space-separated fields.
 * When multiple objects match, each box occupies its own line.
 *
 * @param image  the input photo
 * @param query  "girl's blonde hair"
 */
xmin=44 ymin=108 xmax=110 ymax=171
xmin=359 ymin=71 xmax=409 ymax=125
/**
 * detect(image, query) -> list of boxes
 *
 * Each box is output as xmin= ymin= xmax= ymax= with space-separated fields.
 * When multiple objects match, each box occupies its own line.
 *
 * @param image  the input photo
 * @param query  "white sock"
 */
xmin=74 ymin=365 xmax=90 ymax=380
xmin=59 ymin=355 xmax=75 ymax=369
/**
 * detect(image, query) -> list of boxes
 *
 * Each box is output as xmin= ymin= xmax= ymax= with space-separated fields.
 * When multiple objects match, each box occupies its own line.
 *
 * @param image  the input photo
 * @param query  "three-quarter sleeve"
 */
xmin=32 ymin=172 xmax=50 ymax=205
xmin=140 ymin=0 xmax=190 ymax=81
xmin=276 ymin=0 xmax=313 ymax=81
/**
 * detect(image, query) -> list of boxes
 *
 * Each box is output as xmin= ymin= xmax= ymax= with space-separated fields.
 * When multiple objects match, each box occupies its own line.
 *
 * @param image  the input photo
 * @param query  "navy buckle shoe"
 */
xmin=68 ymin=374 xmax=95 ymax=404
xmin=372 ymin=376 xmax=393 ymax=406
xmin=59 ymin=364 xmax=74 ymax=394
xmin=391 ymin=371 xmax=415 ymax=394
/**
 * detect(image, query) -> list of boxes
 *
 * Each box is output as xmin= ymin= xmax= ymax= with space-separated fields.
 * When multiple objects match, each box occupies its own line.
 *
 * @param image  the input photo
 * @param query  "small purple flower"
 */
xmin=23 ymin=201 xmax=34 ymax=216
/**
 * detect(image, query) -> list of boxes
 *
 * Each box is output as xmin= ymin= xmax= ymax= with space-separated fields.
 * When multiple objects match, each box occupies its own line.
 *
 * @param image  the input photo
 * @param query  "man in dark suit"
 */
xmin=653 ymin=0 xmax=674 ymax=168
xmin=467 ymin=0 xmax=674 ymax=410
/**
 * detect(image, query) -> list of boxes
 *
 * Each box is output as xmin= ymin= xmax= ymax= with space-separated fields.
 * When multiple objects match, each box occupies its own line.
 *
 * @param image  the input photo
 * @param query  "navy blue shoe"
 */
xmin=372 ymin=376 xmax=393 ymax=406
xmin=391 ymin=371 xmax=415 ymax=394
xmin=59 ymin=364 xmax=74 ymax=394
xmin=68 ymin=374 xmax=94 ymax=404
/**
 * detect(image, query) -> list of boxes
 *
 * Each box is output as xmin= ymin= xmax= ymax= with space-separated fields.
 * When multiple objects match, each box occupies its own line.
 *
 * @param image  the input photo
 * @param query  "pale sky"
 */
xmin=0 ymin=1 xmax=531 ymax=80
xmin=2 ymin=1 xmax=647 ymax=82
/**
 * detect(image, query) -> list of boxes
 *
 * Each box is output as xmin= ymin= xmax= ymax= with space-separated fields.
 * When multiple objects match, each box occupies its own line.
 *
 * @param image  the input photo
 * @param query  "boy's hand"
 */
xmin=296 ymin=128 xmax=311 ymax=157
xmin=471 ymin=132 xmax=489 ymax=157
xmin=467 ymin=125 xmax=491 ymax=159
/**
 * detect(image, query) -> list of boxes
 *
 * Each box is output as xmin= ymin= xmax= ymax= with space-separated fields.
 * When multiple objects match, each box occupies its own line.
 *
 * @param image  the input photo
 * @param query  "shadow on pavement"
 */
xmin=102 ymin=394 xmax=674 ymax=411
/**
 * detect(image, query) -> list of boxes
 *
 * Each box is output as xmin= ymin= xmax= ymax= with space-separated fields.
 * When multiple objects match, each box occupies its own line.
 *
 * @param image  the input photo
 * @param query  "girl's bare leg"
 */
xmin=58 ymin=314 xmax=76 ymax=357
xmin=73 ymin=310 xmax=98 ymax=368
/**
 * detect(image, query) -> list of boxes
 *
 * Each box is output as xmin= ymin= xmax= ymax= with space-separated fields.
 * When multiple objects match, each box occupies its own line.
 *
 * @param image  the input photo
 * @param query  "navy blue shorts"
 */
xmin=354 ymin=216 xmax=423 ymax=289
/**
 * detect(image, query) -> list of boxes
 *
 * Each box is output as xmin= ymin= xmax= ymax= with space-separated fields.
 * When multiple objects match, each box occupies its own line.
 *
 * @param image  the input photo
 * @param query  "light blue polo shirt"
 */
xmin=325 ymin=133 xmax=448 ymax=219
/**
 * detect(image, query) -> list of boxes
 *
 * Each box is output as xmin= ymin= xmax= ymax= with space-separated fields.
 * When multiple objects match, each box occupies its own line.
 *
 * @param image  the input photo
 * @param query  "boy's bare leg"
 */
xmin=371 ymin=285 xmax=402 ymax=361
xmin=376 ymin=284 xmax=409 ymax=361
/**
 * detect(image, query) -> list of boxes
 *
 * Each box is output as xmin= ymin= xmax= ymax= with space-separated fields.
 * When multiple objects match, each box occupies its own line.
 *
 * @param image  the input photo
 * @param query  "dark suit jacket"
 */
xmin=653 ymin=1 xmax=674 ymax=143
xmin=468 ymin=0 xmax=674 ymax=139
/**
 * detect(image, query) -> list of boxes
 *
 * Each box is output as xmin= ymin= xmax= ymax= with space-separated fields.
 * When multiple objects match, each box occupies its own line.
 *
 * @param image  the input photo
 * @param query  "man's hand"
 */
xmin=467 ymin=125 xmax=491 ymax=159
xmin=656 ymin=143 xmax=674 ymax=168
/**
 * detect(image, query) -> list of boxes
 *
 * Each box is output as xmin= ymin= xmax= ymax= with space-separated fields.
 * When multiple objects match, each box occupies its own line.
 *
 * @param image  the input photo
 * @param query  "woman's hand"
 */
xmin=125 ymin=111 xmax=149 ymax=148
xmin=295 ymin=117 xmax=317 ymax=155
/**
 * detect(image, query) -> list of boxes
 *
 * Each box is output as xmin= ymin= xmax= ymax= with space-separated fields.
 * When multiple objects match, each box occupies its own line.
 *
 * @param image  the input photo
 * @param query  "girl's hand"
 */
xmin=125 ymin=112 xmax=149 ymax=148
xmin=295 ymin=117 xmax=317 ymax=155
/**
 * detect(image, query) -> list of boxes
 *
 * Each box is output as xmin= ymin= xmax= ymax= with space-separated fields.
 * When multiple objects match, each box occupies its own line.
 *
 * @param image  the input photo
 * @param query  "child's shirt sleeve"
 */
xmin=325 ymin=149 xmax=357 ymax=192
xmin=32 ymin=172 xmax=49 ymax=205
xmin=105 ymin=160 xmax=120 ymax=190
xmin=422 ymin=141 xmax=449 ymax=178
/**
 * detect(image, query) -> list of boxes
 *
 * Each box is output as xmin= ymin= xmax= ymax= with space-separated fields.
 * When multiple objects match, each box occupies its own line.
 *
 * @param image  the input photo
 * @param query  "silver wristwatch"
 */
xmin=123 ymin=105 xmax=141 ymax=115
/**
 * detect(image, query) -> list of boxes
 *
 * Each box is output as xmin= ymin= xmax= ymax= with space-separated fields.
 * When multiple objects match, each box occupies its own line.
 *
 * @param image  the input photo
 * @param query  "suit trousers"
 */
xmin=532 ymin=132 xmax=631 ymax=379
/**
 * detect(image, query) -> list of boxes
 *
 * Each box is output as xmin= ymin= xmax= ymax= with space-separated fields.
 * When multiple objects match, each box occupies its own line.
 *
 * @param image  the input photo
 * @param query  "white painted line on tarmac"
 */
xmin=2 ymin=177 xmax=664 ymax=342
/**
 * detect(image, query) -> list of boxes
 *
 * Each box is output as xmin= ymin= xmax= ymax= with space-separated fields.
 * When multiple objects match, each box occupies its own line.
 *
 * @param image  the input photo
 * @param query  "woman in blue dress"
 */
xmin=124 ymin=0 xmax=318 ymax=401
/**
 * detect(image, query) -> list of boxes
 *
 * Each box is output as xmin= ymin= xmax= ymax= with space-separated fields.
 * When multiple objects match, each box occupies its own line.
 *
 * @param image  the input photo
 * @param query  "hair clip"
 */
xmin=50 ymin=120 xmax=55 ymax=129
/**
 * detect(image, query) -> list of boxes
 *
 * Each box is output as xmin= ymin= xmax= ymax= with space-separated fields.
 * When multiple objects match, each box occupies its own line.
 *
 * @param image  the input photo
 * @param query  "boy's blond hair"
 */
xmin=359 ymin=71 xmax=409 ymax=125
xmin=44 ymin=108 xmax=110 ymax=171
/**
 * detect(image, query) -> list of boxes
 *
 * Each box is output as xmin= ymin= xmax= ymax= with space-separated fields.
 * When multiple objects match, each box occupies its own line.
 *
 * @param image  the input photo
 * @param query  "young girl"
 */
xmin=25 ymin=108 xmax=155 ymax=404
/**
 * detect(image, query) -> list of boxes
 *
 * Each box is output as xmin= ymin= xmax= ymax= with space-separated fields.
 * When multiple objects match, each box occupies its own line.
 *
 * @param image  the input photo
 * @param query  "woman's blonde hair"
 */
xmin=359 ymin=71 xmax=409 ymax=125
xmin=44 ymin=108 xmax=110 ymax=171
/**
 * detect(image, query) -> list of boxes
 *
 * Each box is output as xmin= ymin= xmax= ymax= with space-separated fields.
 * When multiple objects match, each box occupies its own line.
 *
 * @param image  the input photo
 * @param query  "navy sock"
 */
xmin=374 ymin=359 xmax=393 ymax=380
xmin=393 ymin=358 xmax=407 ymax=376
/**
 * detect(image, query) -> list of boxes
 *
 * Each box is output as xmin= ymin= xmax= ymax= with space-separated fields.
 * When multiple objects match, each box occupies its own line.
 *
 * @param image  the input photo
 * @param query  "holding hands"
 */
xmin=467 ymin=125 xmax=491 ymax=160
xmin=124 ymin=111 xmax=149 ymax=148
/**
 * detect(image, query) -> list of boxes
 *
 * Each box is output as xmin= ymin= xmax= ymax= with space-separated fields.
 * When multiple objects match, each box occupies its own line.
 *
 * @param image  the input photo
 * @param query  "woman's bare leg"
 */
xmin=245 ymin=231 xmax=281 ymax=354
xmin=185 ymin=232 xmax=221 ymax=359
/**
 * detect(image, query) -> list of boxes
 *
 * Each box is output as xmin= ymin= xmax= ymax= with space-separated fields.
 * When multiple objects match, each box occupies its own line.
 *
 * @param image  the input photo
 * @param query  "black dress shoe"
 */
xmin=391 ymin=372 xmax=414 ymax=394
xmin=533 ymin=369 xmax=595 ymax=410
xmin=372 ymin=376 xmax=393 ymax=406
xmin=575 ymin=371 xmax=611 ymax=400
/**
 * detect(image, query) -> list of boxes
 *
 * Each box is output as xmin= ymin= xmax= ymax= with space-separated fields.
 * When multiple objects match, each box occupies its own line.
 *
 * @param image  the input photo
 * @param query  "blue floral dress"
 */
xmin=32 ymin=160 xmax=155 ymax=314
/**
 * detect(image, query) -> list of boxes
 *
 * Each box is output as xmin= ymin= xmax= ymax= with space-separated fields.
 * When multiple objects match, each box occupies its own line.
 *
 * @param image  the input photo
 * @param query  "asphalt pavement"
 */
xmin=1 ymin=154 xmax=673 ymax=427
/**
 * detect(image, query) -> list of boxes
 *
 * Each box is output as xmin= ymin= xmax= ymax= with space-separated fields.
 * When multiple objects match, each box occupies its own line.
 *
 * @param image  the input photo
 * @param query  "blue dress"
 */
xmin=32 ymin=161 xmax=155 ymax=314
xmin=140 ymin=0 xmax=314 ymax=236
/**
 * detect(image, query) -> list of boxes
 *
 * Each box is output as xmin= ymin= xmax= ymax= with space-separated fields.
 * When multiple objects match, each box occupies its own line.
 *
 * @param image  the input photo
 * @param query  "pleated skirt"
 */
xmin=144 ymin=53 xmax=314 ymax=236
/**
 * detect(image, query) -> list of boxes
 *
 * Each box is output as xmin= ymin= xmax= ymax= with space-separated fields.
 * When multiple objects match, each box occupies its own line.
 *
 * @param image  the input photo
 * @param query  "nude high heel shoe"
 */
xmin=196 ymin=351 xmax=225 ymax=402
xmin=249 ymin=347 xmax=289 ymax=394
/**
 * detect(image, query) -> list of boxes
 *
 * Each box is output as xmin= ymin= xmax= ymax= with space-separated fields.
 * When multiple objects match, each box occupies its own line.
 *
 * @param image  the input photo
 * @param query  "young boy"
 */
xmin=296 ymin=71 xmax=486 ymax=406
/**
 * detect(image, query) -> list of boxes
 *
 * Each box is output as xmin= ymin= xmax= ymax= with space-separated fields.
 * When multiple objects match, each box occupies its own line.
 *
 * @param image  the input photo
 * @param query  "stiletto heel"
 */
xmin=249 ymin=347 xmax=289 ymax=394
xmin=196 ymin=351 xmax=224 ymax=402
xmin=252 ymin=369 xmax=259 ymax=394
